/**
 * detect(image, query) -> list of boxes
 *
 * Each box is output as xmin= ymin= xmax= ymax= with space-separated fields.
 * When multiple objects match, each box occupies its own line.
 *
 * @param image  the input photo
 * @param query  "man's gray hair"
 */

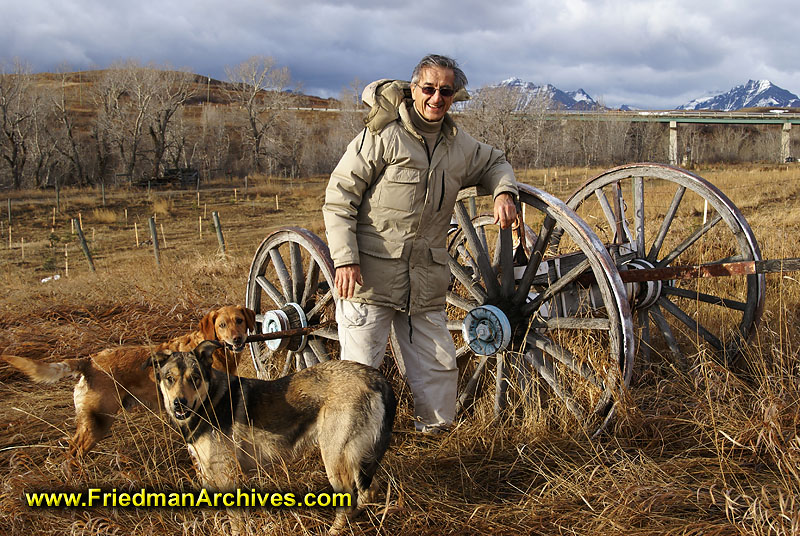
xmin=411 ymin=54 xmax=468 ymax=91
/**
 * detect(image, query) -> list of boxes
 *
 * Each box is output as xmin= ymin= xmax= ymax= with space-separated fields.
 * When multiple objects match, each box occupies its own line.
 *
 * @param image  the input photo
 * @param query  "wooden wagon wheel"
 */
xmin=564 ymin=163 xmax=765 ymax=368
xmin=393 ymin=183 xmax=635 ymax=437
xmin=245 ymin=226 xmax=339 ymax=379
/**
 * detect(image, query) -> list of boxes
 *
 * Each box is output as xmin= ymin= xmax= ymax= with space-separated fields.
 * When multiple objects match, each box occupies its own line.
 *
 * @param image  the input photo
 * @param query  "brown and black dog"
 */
xmin=2 ymin=305 xmax=256 ymax=457
xmin=147 ymin=340 xmax=396 ymax=535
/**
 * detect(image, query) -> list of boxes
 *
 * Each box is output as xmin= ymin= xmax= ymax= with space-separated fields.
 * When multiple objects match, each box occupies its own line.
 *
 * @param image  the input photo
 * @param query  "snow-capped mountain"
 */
xmin=677 ymin=80 xmax=800 ymax=111
xmin=473 ymin=78 xmax=601 ymax=111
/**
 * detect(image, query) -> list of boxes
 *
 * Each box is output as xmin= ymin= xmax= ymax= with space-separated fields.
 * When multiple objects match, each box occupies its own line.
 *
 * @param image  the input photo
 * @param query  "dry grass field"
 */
xmin=2 ymin=164 xmax=800 ymax=535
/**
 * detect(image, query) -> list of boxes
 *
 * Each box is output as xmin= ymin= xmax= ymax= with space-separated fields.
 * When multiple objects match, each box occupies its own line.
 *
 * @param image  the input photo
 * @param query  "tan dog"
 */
xmin=2 ymin=305 xmax=256 ymax=457
xmin=147 ymin=341 xmax=396 ymax=535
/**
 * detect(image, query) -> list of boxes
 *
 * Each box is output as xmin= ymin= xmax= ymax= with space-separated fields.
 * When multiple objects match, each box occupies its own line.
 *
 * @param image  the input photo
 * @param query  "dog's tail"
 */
xmin=2 ymin=354 xmax=90 ymax=383
xmin=357 ymin=377 xmax=397 ymax=493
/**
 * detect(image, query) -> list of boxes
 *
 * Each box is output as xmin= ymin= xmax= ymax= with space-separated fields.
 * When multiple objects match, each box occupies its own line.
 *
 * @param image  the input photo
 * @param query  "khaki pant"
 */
xmin=336 ymin=300 xmax=457 ymax=432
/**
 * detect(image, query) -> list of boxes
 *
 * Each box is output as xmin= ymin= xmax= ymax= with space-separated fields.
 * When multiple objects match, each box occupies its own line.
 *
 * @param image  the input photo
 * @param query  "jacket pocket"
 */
xmin=377 ymin=166 xmax=422 ymax=213
xmin=426 ymin=247 xmax=452 ymax=304
xmin=358 ymin=234 xmax=405 ymax=259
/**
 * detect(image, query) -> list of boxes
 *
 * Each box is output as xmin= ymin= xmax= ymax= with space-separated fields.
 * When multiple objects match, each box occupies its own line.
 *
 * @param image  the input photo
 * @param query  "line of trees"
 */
xmin=0 ymin=57 xmax=793 ymax=190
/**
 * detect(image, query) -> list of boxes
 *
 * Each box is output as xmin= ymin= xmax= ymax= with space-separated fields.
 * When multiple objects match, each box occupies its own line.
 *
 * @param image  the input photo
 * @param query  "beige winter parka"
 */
xmin=322 ymin=80 xmax=518 ymax=315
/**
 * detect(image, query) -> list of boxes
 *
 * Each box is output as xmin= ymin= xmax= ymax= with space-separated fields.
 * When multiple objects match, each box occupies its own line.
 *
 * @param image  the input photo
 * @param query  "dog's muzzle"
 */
xmin=226 ymin=339 xmax=247 ymax=353
xmin=172 ymin=398 xmax=194 ymax=421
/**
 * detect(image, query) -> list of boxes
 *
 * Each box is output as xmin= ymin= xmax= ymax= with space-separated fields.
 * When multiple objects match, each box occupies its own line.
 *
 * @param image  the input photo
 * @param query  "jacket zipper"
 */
xmin=437 ymin=171 xmax=445 ymax=211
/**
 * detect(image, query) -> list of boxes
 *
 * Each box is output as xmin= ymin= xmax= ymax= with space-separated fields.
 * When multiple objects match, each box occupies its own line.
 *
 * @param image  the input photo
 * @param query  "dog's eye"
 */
xmin=164 ymin=375 xmax=175 ymax=385
xmin=236 ymin=318 xmax=243 ymax=325
xmin=191 ymin=372 xmax=202 ymax=385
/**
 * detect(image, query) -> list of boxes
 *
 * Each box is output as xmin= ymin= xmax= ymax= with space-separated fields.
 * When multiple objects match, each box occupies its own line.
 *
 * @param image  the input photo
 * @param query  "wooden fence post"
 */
xmin=212 ymin=211 xmax=226 ymax=254
xmin=148 ymin=216 xmax=161 ymax=266
xmin=73 ymin=217 xmax=96 ymax=272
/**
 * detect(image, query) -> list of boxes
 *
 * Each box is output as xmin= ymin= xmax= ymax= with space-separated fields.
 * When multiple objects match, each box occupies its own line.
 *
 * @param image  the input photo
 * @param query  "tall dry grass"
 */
xmin=1 ymin=164 xmax=800 ymax=535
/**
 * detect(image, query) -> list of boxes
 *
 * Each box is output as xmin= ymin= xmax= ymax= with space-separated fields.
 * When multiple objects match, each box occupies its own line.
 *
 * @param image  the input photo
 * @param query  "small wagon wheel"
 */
xmin=398 ymin=183 xmax=635 ymax=437
xmin=246 ymin=226 xmax=339 ymax=379
xmin=564 ymin=163 xmax=765 ymax=368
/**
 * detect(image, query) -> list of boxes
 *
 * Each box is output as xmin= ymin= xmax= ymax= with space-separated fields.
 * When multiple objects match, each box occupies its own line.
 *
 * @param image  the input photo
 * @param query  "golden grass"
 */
xmin=2 ymin=164 xmax=800 ymax=534
xmin=91 ymin=208 xmax=118 ymax=224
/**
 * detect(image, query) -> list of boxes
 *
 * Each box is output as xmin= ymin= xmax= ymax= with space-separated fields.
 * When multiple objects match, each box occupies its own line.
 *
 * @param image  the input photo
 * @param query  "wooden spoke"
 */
xmin=494 ymin=352 xmax=508 ymax=415
xmin=256 ymin=275 xmax=286 ymax=307
xmin=536 ymin=317 xmax=611 ymax=331
xmin=656 ymin=214 xmax=722 ymax=268
xmin=649 ymin=304 xmax=685 ymax=367
xmin=647 ymin=185 xmax=686 ymax=263
xmin=636 ymin=308 xmax=652 ymax=365
xmin=313 ymin=327 xmax=340 ymax=341
xmin=662 ymin=285 xmax=747 ymax=311
xmin=300 ymin=257 xmax=321 ymax=309
xmin=268 ymin=248 xmax=292 ymax=301
xmin=633 ymin=176 xmax=645 ymax=256
xmin=301 ymin=347 xmax=318 ymax=368
xmin=527 ymin=334 xmax=601 ymax=388
xmin=500 ymin=228 xmax=515 ymax=297
xmin=305 ymin=289 xmax=333 ymax=320
xmin=456 ymin=354 xmax=490 ymax=412
xmin=522 ymin=257 xmax=592 ymax=317
xmin=289 ymin=241 xmax=304 ymax=303
xmin=524 ymin=349 xmax=586 ymax=421
xmin=280 ymin=352 xmax=293 ymax=376
xmin=308 ymin=338 xmax=330 ymax=362
xmin=658 ymin=296 xmax=723 ymax=351
xmin=512 ymin=215 xmax=556 ymax=305
xmin=612 ymin=181 xmax=635 ymax=245
xmin=449 ymin=257 xmax=488 ymax=304
xmin=446 ymin=291 xmax=479 ymax=313
xmin=454 ymin=201 xmax=501 ymax=299
xmin=594 ymin=187 xmax=617 ymax=238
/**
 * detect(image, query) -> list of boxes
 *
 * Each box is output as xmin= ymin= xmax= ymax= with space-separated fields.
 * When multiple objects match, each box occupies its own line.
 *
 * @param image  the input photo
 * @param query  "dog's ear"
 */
xmin=143 ymin=350 xmax=172 ymax=374
xmin=194 ymin=340 xmax=222 ymax=368
xmin=198 ymin=309 xmax=218 ymax=340
xmin=241 ymin=307 xmax=257 ymax=331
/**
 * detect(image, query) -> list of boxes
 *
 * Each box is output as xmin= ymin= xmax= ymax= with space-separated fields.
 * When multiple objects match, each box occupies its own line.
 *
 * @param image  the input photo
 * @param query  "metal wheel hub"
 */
xmin=261 ymin=302 xmax=308 ymax=352
xmin=462 ymin=305 xmax=512 ymax=356
xmin=623 ymin=259 xmax=662 ymax=309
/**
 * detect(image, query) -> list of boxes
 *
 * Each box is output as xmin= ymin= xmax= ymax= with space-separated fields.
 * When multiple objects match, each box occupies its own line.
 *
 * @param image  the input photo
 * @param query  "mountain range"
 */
xmin=478 ymin=78 xmax=600 ymax=111
xmin=477 ymin=78 xmax=800 ymax=111
xmin=676 ymin=79 xmax=800 ymax=111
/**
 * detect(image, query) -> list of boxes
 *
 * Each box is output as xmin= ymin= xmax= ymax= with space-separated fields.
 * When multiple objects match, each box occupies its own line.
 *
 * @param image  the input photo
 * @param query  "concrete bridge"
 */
xmin=546 ymin=110 xmax=800 ymax=164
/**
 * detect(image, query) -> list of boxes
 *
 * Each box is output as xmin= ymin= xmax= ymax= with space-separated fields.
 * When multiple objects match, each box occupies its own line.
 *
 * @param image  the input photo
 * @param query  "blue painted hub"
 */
xmin=462 ymin=305 xmax=512 ymax=356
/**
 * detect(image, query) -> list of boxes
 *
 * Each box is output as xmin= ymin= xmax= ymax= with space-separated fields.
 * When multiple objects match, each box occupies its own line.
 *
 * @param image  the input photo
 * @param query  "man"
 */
xmin=323 ymin=54 xmax=518 ymax=433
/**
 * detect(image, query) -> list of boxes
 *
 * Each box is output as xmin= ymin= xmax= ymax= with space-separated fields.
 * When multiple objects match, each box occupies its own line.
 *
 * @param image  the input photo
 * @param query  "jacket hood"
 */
xmin=361 ymin=79 xmax=470 ymax=133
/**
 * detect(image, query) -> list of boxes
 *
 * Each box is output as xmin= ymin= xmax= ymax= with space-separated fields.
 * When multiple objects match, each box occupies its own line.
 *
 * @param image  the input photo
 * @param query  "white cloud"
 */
xmin=2 ymin=0 xmax=799 ymax=108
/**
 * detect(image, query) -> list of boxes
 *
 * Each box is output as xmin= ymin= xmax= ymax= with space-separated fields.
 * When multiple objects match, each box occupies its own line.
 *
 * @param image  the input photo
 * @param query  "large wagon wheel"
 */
xmin=564 ymin=163 xmax=765 ymax=368
xmin=246 ymin=227 xmax=339 ymax=379
xmin=394 ymin=183 xmax=635 ymax=437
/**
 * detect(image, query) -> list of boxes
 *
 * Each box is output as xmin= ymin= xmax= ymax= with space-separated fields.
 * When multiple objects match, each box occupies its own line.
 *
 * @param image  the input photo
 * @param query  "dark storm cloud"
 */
xmin=2 ymin=0 xmax=799 ymax=109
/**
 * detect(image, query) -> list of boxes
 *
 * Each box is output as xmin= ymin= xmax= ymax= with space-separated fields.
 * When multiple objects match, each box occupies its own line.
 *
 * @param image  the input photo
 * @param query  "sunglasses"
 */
xmin=417 ymin=85 xmax=456 ymax=97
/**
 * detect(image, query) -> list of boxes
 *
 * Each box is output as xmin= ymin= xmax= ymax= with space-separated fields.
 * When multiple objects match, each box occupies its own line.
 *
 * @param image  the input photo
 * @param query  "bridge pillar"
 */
xmin=669 ymin=121 xmax=678 ymax=165
xmin=781 ymin=122 xmax=792 ymax=163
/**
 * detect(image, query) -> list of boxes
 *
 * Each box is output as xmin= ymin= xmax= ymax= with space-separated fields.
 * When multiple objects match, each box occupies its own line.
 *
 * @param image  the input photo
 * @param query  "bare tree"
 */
xmin=148 ymin=67 xmax=196 ymax=178
xmin=461 ymin=85 xmax=547 ymax=168
xmin=0 ymin=60 xmax=37 ymax=188
xmin=51 ymin=68 xmax=89 ymax=185
xmin=195 ymin=104 xmax=230 ymax=177
xmin=225 ymin=56 xmax=293 ymax=174
xmin=91 ymin=61 xmax=155 ymax=183
xmin=28 ymin=85 xmax=60 ymax=188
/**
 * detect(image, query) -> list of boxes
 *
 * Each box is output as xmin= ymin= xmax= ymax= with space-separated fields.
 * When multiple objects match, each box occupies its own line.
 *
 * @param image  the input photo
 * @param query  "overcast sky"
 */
xmin=2 ymin=0 xmax=798 ymax=109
